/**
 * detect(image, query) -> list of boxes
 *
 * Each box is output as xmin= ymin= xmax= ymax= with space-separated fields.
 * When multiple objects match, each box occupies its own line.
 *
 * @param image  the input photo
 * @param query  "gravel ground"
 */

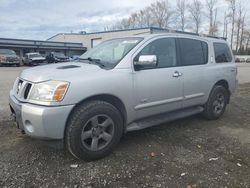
xmin=0 ymin=66 xmax=250 ymax=188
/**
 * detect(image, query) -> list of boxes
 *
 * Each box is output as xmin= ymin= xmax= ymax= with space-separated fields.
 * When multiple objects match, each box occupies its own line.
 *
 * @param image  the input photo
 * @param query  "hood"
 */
xmin=20 ymin=62 xmax=103 ymax=83
xmin=2 ymin=54 xmax=19 ymax=58
xmin=30 ymin=57 xmax=45 ymax=61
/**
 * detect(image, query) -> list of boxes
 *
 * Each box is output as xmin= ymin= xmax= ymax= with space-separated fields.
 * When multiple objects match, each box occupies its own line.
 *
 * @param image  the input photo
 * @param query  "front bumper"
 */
xmin=56 ymin=59 xmax=69 ymax=62
xmin=1 ymin=61 xmax=20 ymax=65
xmin=9 ymin=90 xmax=75 ymax=140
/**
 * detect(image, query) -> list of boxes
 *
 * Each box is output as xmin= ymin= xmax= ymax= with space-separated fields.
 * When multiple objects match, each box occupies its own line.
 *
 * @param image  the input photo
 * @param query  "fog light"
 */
xmin=24 ymin=120 xmax=34 ymax=133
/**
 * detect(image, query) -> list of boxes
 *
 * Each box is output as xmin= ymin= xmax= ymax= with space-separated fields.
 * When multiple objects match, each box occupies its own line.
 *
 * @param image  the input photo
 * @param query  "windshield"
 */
xmin=54 ymin=52 xmax=66 ymax=58
xmin=29 ymin=53 xmax=43 ymax=58
xmin=79 ymin=37 xmax=143 ymax=68
xmin=0 ymin=49 xmax=16 ymax=55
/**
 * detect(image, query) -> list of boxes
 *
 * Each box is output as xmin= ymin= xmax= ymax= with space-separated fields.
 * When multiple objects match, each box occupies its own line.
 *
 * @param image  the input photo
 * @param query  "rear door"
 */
xmin=176 ymin=38 xmax=209 ymax=108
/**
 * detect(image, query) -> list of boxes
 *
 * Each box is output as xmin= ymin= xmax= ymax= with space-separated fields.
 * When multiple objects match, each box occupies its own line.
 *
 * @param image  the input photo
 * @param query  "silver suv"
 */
xmin=9 ymin=33 xmax=237 ymax=160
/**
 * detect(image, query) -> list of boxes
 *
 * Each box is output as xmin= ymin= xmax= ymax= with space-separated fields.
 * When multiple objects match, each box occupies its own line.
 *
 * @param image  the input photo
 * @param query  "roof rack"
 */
xmin=150 ymin=27 xmax=227 ymax=40
xmin=199 ymin=34 xmax=227 ymax=40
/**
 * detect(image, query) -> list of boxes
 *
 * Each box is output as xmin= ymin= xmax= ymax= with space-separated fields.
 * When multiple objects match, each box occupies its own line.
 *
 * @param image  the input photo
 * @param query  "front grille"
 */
xmin=7 ymin=57 xmax=18 ymax=62
xmin=15 ymin=79 xmax=33 ymax=101
xmin=16 ymin=80 xmax=23 ymax=94
xmin=32 ymin=60 xmax=44 ymax=63
xmin=24 ymin=83 xmax=32 ymax=99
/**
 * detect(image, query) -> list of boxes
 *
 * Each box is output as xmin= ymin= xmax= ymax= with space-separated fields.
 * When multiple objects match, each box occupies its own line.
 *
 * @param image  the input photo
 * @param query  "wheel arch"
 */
xmin=215 ymin=79 xmax=229 ymax=90
xmin=213 ymin=79 xmax=230 ymax=103
xmin=65 ymin=94 xmax=128 ymax=139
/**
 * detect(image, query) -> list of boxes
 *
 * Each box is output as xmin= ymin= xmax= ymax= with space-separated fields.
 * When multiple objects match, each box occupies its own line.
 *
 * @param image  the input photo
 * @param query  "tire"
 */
xmin=202 ymin=85 xmax=229 ymax=120
xmin=16 ymin=63 xmax=20 ymax=67
xmin=66 ymin=100 xmax=123 ymax=160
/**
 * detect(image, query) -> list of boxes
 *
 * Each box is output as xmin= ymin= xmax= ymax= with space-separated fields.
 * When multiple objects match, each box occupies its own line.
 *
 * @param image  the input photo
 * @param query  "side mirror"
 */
xmin=134 ymin=55 xmax=157 ymax=70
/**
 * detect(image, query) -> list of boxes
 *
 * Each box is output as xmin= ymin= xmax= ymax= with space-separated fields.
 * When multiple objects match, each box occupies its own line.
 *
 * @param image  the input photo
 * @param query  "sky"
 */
xmin=0 ymin=0 xmax=249 ymax=40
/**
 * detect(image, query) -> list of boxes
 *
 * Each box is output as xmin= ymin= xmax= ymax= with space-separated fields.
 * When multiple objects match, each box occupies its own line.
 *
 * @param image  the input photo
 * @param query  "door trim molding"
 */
xmin=184 ymin=93 xmax=205 ymax=100
xmin=135 ymin=97 xmax=183 ymax=110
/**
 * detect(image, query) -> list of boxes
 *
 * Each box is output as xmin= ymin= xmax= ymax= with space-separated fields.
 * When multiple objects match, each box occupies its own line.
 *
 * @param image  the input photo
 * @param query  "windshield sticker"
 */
xmin=122 ymin=40 xmax=139 ymax=44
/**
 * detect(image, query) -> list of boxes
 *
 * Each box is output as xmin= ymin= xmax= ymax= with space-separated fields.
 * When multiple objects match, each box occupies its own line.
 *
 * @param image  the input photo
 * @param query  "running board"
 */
xmin=126 ymin=106 xmax=204 ymax=132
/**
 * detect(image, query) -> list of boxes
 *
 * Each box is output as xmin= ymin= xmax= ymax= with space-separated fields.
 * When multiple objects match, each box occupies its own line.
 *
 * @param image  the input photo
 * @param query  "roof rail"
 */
xmin=199 ymin=34 xmax=227 ymax=40
xmin=174 ymin=30 xmax=199 ymax=36
xmin=151 ymin=27 xmax=226 ymax=40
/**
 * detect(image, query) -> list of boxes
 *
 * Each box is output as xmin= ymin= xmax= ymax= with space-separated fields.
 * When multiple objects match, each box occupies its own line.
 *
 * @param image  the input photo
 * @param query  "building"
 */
xmin=1 ymin=27 xmax=213 ymax=59
xmin=0 ymin=38 xmax=86 ymax=58
xmin=47 ymin=27 xmax=175 ymax=49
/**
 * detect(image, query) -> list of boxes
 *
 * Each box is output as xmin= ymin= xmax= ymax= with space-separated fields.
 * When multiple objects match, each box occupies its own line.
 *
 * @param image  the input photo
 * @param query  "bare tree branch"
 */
xmin=206 ymin=0 xmax=218 ymax=35
xmin=188 ymin=0 xmax=203 ymax=33
xmin=150 ymin=0 xmax=174 ymax=28
xmin=226 ymin=0 xmax=236 ymax=49
xmin=176 ymin=0 xmax=187 ymax=31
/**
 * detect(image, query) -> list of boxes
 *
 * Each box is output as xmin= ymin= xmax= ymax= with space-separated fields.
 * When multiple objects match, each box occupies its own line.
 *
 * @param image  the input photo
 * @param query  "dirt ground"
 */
xmin=0 ymin=67 xmax=250 ymax=188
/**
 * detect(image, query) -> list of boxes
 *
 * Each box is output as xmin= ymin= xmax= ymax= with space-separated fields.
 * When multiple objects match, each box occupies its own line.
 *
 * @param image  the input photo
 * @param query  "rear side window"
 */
xmin=178 ymin=38 xmax=208 ymax=66
xmin=214 ymin=43 xmax=232 ymax=63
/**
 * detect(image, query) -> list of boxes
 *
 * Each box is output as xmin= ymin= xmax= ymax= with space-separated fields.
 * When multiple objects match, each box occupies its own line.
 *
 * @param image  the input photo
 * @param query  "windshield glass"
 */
xmin=0 ymin=49 xmax=16 ymax=55
xmin=29 ymin=53 xmax=43 ymax=58
xmin=54 ymin=52 xmax=66 ymax=58
xmin=79 ymin=37 xmax=143 ymax=68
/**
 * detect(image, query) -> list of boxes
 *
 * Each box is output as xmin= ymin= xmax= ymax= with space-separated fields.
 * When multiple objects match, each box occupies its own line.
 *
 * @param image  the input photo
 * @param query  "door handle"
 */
xmin=230 ymin=69 xmax=236 ymax=72
xmin=173 ymin=71 xmax=182 ymax=78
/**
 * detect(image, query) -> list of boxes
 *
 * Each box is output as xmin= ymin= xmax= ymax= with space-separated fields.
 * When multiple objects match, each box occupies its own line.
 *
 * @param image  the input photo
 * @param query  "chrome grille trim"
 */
xmin=14 ymin=78 xmax=33 ymax=102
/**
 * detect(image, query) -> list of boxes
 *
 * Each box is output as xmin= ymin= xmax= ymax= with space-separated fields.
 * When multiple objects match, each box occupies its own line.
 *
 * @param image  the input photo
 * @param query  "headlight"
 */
xmin=0 ymin=56 xmax=6 ymax=62
xmin=29 ymin=80 xmax=69 ymax=102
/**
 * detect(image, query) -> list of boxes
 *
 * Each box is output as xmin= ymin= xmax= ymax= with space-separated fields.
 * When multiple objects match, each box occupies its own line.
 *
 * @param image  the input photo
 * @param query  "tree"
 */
xmin=188 ymin=0 xmax=203 ymax=33
xmin=128 ymin=13 xmax=139 ymax=29
xmin=223 ymin=12 xmax=230 ymax=38
xmin=235 ymin=3 xmax=243 ymax=52
xmin=226 ymin=0 xmax=236 ymax=49
xmin=176 ymin=0 xmax=187 ymax=31
xmin=137 ymin=7 xmax=154 ymax=27
xmin=239 ymin=14 xmax=245 ymax=52
xmin=150 ymin=0 xmax=173 ymax=28
xmin=245 ymin=30 xmax=250 ymax=52
xmin=205 ymin=0 xmax=218 ymax=35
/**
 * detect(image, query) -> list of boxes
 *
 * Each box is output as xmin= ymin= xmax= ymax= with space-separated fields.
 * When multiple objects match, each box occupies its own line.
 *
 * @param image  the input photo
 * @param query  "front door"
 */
xmin=133 ymin=37 xmax=183 ymax=119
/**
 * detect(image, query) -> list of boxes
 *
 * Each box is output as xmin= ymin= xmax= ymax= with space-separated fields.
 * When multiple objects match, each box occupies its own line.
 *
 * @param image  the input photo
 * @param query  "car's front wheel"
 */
xmin=65 ymin=100 xmax=123 ymax=160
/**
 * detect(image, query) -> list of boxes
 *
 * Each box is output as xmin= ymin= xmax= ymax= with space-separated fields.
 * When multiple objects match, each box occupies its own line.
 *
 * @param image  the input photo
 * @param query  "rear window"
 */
xmin=213 ymin=43 xmax=232 ymax=63
xmin=179 ymin=38 xmax=208 ymax=66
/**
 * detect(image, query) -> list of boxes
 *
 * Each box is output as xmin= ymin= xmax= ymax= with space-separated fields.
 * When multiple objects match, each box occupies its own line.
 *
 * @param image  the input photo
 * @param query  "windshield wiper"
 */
xmin=79 ymin=57 xmax=105 ymax=67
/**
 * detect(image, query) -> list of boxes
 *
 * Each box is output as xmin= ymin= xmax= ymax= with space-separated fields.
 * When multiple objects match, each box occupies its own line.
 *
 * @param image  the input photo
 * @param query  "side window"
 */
xmin=136 ymin=38 xmax=177 ymax=68
xmin=179 ymin=38 xmax=208 ymax=66
xmin=214 ymin=43 xmax=232 ymax=63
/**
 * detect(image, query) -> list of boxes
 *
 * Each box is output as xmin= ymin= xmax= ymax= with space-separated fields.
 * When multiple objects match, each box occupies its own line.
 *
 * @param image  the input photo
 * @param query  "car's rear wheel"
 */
xmin=66 ymin=100 xmax=123 ymax=160
xmin=202 ymin=85 xmax=229 ymax=120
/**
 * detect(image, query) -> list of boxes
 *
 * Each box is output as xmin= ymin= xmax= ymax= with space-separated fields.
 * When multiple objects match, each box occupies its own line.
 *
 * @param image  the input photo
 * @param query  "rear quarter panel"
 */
xmin=203 ymin=41 xmax=237 ymax=102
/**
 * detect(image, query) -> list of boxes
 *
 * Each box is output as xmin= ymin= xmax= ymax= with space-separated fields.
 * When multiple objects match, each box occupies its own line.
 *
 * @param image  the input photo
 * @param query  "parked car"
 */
xmin=239 ymin=58 xmax=245 ymax=63
xmin=24 ymin=52 xmax=46 ymax=66
xmin=246 ymin=58 xmax=250 ymax=63
xmin=70 ymin=55 xmax=80 ymax=61
xmin=235 ymin=58 xmax=240 ymax=63
xmin=9 ymin=33 xmax=237 ymax=160
xmin=0 ymin=49 xmax=20 ymax=67
xmin=46 ymin=52 xmax=69 ymax=63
